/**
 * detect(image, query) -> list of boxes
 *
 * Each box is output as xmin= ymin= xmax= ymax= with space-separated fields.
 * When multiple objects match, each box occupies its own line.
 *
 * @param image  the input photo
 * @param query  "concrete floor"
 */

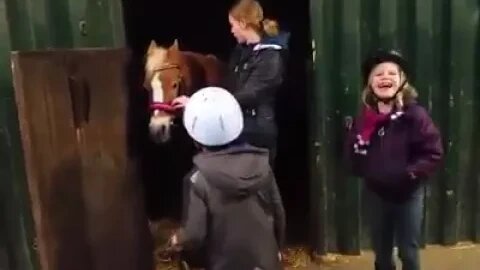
xmin=151 ymin=220 xmax=480 ymax=270
xmin=288 ymin=244 xmax=480 ymax=270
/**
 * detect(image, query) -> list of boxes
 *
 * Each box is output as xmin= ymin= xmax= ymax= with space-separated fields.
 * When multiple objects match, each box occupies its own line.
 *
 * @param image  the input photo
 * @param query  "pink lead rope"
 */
xmin=150 ymin=102 xmax=178 ymax=113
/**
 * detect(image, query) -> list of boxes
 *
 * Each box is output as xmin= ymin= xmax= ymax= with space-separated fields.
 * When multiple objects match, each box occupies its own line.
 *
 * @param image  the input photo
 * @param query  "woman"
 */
xmin=345 ymin=49 xmax=443 ymax=270
xmin=173 ymin=0 xmax=289 ymax=167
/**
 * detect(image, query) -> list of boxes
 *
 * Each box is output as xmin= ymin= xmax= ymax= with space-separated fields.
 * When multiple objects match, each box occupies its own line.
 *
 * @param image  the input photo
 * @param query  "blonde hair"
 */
xmin=229 ymin=0 xmax=280 ymax=36
xmin=361 ymin=76 xmax=418 ymax=109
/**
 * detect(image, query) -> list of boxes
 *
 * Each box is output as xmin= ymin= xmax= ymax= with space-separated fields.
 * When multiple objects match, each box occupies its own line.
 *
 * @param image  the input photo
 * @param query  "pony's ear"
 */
xmin=168 ymin=39 xmax=181 ymax=62
xmin=170 ymin=39 xmax=179 ymax=51
xmin=147 ymin=40 xmax=158 ymax=54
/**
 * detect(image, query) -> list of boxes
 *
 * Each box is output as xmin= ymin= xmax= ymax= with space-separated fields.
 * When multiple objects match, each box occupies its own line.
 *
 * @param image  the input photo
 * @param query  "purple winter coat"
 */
xmin=345 ymin=102 xmax=444 ymax=202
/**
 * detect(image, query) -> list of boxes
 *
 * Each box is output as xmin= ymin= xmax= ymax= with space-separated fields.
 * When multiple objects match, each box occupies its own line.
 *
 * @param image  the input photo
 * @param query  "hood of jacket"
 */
xmin=259 ymin=31 xmax=290 ymax=50
xmin=193 ymin=144 xmax=273 ymax=198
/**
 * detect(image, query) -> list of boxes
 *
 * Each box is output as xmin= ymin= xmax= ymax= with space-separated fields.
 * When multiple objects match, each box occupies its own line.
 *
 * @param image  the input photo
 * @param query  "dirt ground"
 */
xmin=295 ymin=243 xmax=480 ymax=270
xmin=151 ymin=220 xmax=479 ymax=270
xmin=154 ymin=243 xmax=479 ymax=270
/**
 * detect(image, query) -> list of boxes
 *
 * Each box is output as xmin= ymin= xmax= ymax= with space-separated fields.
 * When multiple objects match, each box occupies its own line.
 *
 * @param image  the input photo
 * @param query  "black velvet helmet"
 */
xmin=361 ymin=49 xmax=409 ymax=85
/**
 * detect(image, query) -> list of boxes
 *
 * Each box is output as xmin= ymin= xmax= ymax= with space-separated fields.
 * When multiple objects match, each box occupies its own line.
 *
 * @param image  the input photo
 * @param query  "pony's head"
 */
xmin=144 ymin=39 xmax=183 ymax=143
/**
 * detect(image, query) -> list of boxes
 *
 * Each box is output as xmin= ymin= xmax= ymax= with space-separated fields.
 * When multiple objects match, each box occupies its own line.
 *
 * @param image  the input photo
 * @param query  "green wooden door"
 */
xmin=10 ymin=49 xmax=152 ymax=270
xmin=0 ymin=0 xmax=126 ymax=269
xmin=309 ymin=0 xmax=480 ymax=255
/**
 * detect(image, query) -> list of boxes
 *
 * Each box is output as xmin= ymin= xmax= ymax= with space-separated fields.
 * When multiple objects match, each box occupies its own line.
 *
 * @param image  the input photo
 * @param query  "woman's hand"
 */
xmin=172 ymin=95 xmax=190 ymax=109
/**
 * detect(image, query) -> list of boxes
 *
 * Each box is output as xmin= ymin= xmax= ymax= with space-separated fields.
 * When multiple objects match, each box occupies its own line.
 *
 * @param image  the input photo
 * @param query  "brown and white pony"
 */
xmin=142 ymin=40 xmax=226 ymax=267
xmin=143 ymin=39 xmax=226 ymax=143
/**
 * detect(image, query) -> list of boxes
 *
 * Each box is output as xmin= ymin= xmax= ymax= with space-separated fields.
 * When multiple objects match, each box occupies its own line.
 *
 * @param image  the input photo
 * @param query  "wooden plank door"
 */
xmin=11 ymin=49 xmax=152 ymax=270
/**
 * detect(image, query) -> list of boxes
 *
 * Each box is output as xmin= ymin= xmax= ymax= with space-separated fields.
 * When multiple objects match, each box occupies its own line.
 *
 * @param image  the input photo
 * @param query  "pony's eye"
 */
xmin=172 ymin=82 xmax=178 ymax=89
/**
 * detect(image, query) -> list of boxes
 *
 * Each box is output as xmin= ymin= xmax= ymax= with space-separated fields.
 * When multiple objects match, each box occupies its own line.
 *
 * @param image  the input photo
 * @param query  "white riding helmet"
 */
xmin=183 ymin=87 xmax=244 ymax=146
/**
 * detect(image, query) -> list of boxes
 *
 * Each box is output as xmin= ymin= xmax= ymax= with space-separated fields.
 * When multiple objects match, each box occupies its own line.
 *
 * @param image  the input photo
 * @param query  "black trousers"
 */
xmin=243 ymin=133 xmax=277 ymax=169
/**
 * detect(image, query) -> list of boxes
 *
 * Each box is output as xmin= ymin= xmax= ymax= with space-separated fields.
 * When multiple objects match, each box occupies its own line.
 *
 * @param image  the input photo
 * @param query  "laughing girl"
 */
xmin=345 ymin=49 xmax=444 ymax=270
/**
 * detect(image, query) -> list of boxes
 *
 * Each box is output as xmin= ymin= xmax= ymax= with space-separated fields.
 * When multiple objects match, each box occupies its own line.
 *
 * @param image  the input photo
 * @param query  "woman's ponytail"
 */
xmin=262 ymin=19 xmax=279 ymax=36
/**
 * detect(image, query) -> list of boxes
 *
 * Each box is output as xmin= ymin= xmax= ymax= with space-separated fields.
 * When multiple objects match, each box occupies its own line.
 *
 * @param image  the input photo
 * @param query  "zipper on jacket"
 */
xmin=378 ymin=127 xmax=385 ymax=150
xmin=378 ymin=126 xmax=386 ymax=177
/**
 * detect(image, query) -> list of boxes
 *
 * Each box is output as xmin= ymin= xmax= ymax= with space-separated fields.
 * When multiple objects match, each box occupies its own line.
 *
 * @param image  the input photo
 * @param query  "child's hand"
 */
xmin=170 ymin=234 xmax=178 ymax=246
xmin=172 ymin=95 xmax=190 ymax=109
xmin=167 ymin=233 xmax=183 ymax=252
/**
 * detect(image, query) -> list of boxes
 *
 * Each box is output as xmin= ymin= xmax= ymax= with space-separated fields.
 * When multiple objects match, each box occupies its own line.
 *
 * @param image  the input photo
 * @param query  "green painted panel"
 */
xmin=0 ymin=1 xmax=38 ymax=270
xmin=44 ymin=0 xmax=75 ymax=47
xmin=474 ymin=6 xmax=480 ymax=242
xmin=0 ymin=98 xmax=38 ymax=270
xmin=68 ymin=0 xmax=125 ymax=47
xmin=335 ymin=0 xmax=362 ymax=255
xmin=416 ymin=0 xmax=442 ymax=245
xmin=309 ymin=0 xmax=480 ymax=254
xmin=0 ymin=0 xmax=125 ymax=269
xmin=308 ymin=0 xmax=331 ymax=255
xmin=449 ymin=0 xmax=477 ymax=243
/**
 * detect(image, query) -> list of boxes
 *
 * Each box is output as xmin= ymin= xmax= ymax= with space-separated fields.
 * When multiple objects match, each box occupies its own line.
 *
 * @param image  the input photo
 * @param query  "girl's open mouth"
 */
xmin=377 ymin=81 xmax=394 ymax=91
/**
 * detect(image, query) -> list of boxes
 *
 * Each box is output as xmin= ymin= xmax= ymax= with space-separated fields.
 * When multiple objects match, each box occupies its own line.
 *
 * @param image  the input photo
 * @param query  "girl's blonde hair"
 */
xmin=229 ymin=0 xmax=280 ymax=36
xmin=361 ymin=71 xmax=418 ymax=108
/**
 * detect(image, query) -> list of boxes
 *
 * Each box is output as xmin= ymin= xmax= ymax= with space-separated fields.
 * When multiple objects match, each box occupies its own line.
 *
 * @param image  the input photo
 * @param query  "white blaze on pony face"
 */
xmin=144 ymin=39 xmax=184 ymax=144
xmin=151 ymin=73 xmax=164 ymax=103
xmin=145 ymin=40 xmax=174 ymax=143
xmin=149 ymin=73 xmax=171 ymax=143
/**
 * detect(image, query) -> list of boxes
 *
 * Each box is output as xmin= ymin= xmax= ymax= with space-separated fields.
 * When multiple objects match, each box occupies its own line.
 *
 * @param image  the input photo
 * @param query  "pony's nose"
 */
xmin=149 ymin=114 xmax=172 ymax=143
xmin=160 ymin=125 xmax=167 ymax=135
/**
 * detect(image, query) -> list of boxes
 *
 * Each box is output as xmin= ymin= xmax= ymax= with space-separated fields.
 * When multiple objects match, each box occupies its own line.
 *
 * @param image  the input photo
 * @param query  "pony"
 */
xmin=142 ymin=39 xmax=227 ymax=269
xmin=143 ymin=39 xmax=226 ymax=143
